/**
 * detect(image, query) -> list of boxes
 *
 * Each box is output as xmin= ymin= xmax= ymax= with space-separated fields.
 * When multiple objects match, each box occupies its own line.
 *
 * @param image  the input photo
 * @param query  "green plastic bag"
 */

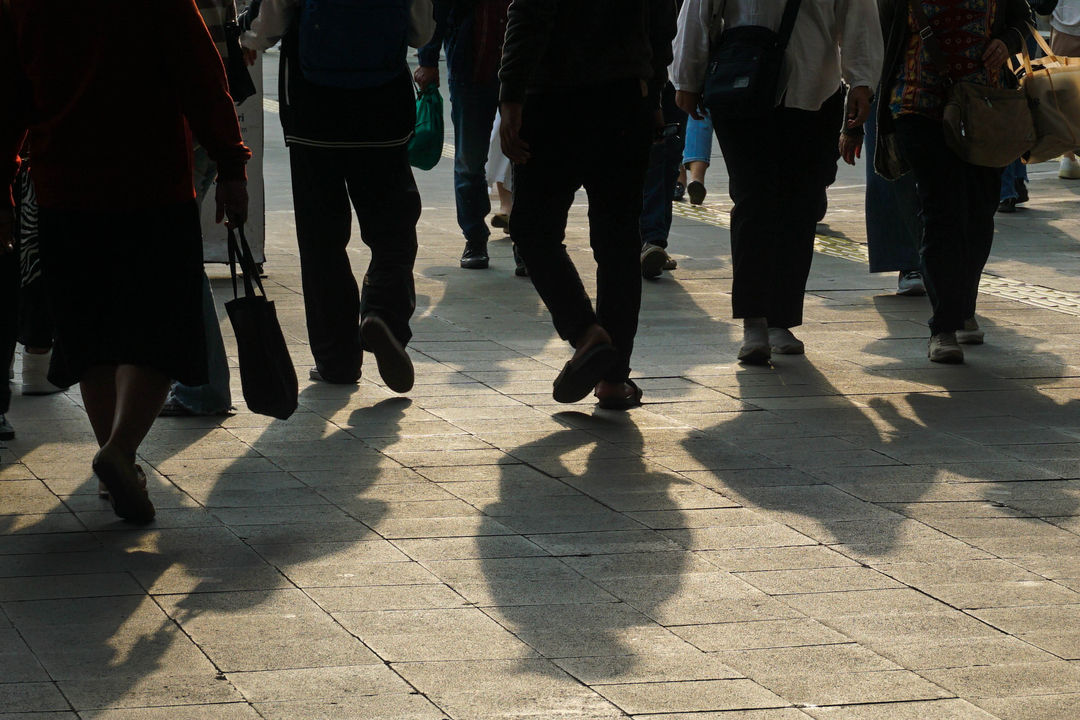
xmin=408 ymin=86 xmax=444 ymax=171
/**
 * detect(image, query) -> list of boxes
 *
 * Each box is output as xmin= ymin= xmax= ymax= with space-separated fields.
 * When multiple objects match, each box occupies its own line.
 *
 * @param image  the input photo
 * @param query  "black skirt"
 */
xmin=36 ymin=201 xmax=208 ymax=388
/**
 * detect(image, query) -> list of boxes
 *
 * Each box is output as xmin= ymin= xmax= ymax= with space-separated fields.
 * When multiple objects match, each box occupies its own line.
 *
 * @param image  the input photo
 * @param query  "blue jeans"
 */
xmin=640 ymin=125 xmax=686 ymax=249
xmin=865 ymin=107 xmax=922 ymax=273
xmin=449 ymin=80 xmax=500 ymax=244
xmin=683 ymin=112 xmax=713 ymax=165
xmin=1000 ymin=159 xmax=1027 ymax=202
xmin=169 ymin=146 xmax=232 ymax=414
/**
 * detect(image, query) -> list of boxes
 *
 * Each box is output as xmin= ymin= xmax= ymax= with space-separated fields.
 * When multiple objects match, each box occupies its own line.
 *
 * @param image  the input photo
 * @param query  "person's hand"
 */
xmin=0 ymin=207 xmax=13 ymax=256
xmin=243 ymin=47 xmax=258 ymax=66
xmin=845 ymin=86 xmax=873 ymax=130
xmin=676 ymin=90 xmax=705 ymax=120
xmin=500 ymin=101 xmax=530 ymax=164
xmin=839 ymin=133 xmax=863 ymax=166
xmin=414 ymin=65 xmax=439 ymax=91
xmin=983 ymin=38 xmax=1010 ymax=73
xmin=215 ymin=179 xmax=249 ymax=227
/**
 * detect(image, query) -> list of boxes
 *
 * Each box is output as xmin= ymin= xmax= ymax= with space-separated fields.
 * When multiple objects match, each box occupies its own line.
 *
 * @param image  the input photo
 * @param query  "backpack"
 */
xmin=298 ymin=0 xmax=409 ymax=89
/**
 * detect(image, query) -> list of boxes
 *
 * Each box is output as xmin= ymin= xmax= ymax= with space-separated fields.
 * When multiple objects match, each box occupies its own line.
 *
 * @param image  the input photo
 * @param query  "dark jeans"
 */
xmin=894 ymin=114 xmax=1000 ymax=334
xmin=510 ymin=81 xmax=652 ymax=383
xmin=640 ymin=84 xmax=687 ymax=249
xmin=289 ymin=144 xmax=420 ymax=381
xmin=713 ymin=90 xmax=844 ymax=327
xmin=449 ymin=80 xmax=500 ymax=244
xmin=865 ymin=105 xmax=922 ymax=274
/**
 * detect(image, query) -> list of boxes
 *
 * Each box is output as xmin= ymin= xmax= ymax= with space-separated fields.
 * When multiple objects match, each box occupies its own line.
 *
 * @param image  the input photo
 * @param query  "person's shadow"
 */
xmin=469 ymin=413 xmax=699 ymax=679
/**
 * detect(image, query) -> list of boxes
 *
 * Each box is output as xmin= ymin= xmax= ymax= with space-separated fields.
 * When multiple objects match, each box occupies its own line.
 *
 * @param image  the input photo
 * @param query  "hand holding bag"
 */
xmin=225 ymin=225 xmax=298 ymax=420
xmin=908 ymin=0 xmax=1036 ymax=168
xmin=1019 ymin=26 xmax=1080 ymax=163
xmin=703 ymin=0 xmax=803 ymax=119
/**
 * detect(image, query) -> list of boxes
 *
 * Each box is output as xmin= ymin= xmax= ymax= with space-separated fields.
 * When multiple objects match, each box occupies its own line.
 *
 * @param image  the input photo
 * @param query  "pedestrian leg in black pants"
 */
xmin=510 ymin=81 xmax=652 ymax=407
xmin=289 ymin=146 xmax=364 ymax=383
xmin=894 ymin=114 xmax=999 ymax=361
xmin=0 ymin=246 xmax=17 ymax=437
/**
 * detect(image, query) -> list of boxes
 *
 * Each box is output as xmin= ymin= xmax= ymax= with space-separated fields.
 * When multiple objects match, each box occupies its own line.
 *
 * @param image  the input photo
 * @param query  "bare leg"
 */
xmin=688 ymin=160 xmax=709 ymax=185
xmin=108 ymin=365 xmax=170 ymax=458
xmin=80 ymin=365 xmax=118 ymax=448
xmin=496 ymin=182 xmax=513 ymax=216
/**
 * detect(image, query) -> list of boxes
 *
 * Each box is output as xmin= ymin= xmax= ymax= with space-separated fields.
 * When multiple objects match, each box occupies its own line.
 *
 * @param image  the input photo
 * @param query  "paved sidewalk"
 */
xmin=3 ymin=63 xmax=1080 ymax=718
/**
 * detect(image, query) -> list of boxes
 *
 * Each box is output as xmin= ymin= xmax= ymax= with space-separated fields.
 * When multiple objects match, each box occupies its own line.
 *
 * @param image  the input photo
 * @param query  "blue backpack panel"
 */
xmin=299 ymin=0 xmax=410 ymax=89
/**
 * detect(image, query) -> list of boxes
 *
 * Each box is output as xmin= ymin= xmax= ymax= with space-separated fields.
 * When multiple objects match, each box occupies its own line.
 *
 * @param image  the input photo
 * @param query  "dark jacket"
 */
xmin=278 ymin=22 xmax=416 ymax=148
xmin=873 ymin=0 xmax=1031 ymax=179
xmin=498 ymin=0 xmax=677 ymax=107
xmin=418 ymin=0 xmax=502 ymax=84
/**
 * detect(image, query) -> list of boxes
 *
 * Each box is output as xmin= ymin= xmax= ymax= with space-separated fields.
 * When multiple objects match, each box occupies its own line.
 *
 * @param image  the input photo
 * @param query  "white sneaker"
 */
xmin=897 ymin=270 xmax=926 ymax=296
xmin=956 ymin=317 xmax=985 ymax=345
xmin=1060 ymin=156 xmax=1080 ymax=180
xmin=21 ymin=350 xmax=64 ymax=395
xmin=928 ymin=332 xmax=964 ymax=364
xmin=738 ymin=317 xmax=770 ymax=364
xmin=768 ymin=327 xmax=805 ymax=355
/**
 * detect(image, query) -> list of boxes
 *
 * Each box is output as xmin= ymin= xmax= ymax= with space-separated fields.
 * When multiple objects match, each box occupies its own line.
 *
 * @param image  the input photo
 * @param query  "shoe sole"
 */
xmin=361 ymin=317 xmax=414 ymax=394
xmin=956 ymin=333 xmax=985 ymax=345
xmin=491 ymin=215 xmax=509 ymax=229
xmin=687 ymin=181 xmax=706 ymax=206
xmin=553 ymin=343 xmax=617 ymax=404
xmin=460 ymin=258 xmax=490 ymax=269
xmin=928 ymin=349 xmax=964 ymax=364
xmin=771 ymin=344 xmax=805 ymax=355
xmin=92 ymin=446 xmax=155 ymax=524
xmin=896 ymin=286 xmax=927 ymax=297
xmin=596 ymin=385 xmax=644 ymax=411
xmin=641 ymin=248 xmax=666 ymax=279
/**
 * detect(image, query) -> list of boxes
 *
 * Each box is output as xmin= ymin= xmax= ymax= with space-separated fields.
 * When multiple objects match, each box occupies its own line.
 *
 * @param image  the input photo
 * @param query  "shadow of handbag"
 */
xmin=225 ymin=225 xmax=298 ymax=420
xmin=909 ymin=0 xmax=1035 ymax=168
xmin=1019 ymin=24 xmax=1080 ymax=164
xmin=702 ymin=0 xmax=802 ymax=119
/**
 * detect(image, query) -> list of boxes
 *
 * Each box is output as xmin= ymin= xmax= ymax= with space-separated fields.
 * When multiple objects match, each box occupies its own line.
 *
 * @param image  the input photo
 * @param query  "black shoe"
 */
xmin=0 ymin=413 xmax=14 ymax=441
xmin=360 ymin=316 xmax=414 ymax=393
xmin=513 ymin=243 xmax=528 ymax=277
xmin=1015 ymin=178 xmax=1029 ymax=204
xmin=673 ymin=182 xmax=686 ymax=202
xmin=308 ymin=366 xmax=360 ymax=384
xmin=460 ymin=240 xmax=489 ymax=269
xmin=686 ymin=180 xmax=706 ymax=206
xmin=997 ymin=197 xmax=1017 ymax=214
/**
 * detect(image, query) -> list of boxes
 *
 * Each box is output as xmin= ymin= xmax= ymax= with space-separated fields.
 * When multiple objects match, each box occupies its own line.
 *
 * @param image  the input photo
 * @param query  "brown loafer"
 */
xmin=92 ymin=446 xmax=155 ymax=524
xmin=594 ymin=379 xmax=643 ymax=410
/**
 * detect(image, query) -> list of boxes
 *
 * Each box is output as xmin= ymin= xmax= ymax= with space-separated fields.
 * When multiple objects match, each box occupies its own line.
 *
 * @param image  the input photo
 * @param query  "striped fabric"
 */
xmin=13 ymin=164 xmax=41 ymax=288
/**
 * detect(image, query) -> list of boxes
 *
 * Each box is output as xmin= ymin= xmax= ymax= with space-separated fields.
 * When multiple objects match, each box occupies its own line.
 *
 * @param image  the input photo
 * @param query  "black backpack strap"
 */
xmin=906 ymin=0 xmax=955 ymax=86
xmin=776 ymin=0 xmax=804 ymax=51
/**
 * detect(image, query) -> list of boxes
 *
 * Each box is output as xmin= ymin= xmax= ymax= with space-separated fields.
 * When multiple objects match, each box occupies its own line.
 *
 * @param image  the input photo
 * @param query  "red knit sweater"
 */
xmin=1 ymin=0 xmax=251 ymax=210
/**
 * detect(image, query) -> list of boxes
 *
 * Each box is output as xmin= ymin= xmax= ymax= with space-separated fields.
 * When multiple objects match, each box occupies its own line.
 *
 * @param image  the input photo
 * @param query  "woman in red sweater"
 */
xmin=1 ymin=0 xmax=250 ymax=523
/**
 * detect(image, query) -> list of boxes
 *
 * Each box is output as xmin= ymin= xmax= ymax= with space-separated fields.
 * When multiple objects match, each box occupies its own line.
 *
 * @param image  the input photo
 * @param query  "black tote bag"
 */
xmin=225 ymin=225 xmax=298 ymax=420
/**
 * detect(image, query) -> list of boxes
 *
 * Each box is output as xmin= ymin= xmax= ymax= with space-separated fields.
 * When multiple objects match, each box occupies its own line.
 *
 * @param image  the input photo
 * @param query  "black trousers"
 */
xmin=510 ymin=81 xmax=652 ymax=383
xmin=893 ymin=114 xmax=1000 ymax=335
xmin=713 ymin=90 xmax=844 ymax=328
xmin=289 ymin=144 xmax=420 ymax=382
xmin=0 ymin=249 xmax=17 ymax=415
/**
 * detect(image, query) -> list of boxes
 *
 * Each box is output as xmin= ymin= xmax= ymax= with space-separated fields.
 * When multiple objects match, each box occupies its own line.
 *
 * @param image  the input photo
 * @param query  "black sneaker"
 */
xmin=460 ymin=240 xmax=489 ymax=269
xmin=997 ymin=197 xmax=1017 ymax=214
xmin=673 ymin=181 xmax=686 ymax=202
xmin=1015 ymin=178 xmax=1029 ymax=204
xmin=0 ymin=414 xmax=14 ymax=440
xmin=513 ymin=243 xmax=528 ymax=277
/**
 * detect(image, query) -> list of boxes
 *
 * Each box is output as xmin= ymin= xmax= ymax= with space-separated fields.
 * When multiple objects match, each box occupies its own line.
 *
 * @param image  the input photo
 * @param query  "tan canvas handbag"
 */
xmin=1020 ymin=27 xmax=1080 ymax=164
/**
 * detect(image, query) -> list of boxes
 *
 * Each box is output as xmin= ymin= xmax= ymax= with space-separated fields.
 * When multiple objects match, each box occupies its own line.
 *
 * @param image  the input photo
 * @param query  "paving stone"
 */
xmin=58 ymin=673 xmax=245 ymax=710
xmin=252 ymin=694 xmax=449 ymax=720
xmin=595 ymin=679 xmax=787 ymax=715
xmin=974 ymin=693 xmax=1080 ymax=720
xmin=227 ymin=664 xmax=411 ymax=702
xmin=922 ymin=661 xmax=1080 ymax=698
xmin=672 ymin=618 xmax=851 ymax=652
xmin=735 ymin=567 xmax=904 ymax=595
xmin=755 ymin=669 xmax=952 ymax=706
xmin=636 ymin=710 xmax=813 ymax=720
xmin=78 ymin=704 xmax=263 ymax=719
xmin=554 ymin=650 xmax=742 ymax=685
xmin=804 ymin=698 xmax=997 ymax=719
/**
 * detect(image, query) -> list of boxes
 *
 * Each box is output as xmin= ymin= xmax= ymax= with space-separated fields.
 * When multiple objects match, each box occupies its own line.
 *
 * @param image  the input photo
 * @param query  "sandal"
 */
xmin=594 ymin=379 xmax=643 ymax=411
xmin=92 ymin=446 xmax=155 ymax=524
xmin=552 ymin=342 xmax=617 ymax=404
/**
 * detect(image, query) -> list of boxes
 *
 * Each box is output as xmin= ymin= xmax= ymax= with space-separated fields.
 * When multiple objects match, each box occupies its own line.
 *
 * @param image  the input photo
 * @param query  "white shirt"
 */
xmin=242 ymin=0 xmax=434 ymax=51
xmin=1053 ymin=0 xmax=1080 ymax=35
xmin=671 ymin=0 xmax=883 ymax=112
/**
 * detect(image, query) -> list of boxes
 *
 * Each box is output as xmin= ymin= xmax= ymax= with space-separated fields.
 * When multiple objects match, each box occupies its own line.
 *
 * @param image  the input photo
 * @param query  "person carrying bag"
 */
xmin=873 ymin=0 xmax=1030 ymax=364
xmin=1019 ymin=25 xmax=1080 ymax=163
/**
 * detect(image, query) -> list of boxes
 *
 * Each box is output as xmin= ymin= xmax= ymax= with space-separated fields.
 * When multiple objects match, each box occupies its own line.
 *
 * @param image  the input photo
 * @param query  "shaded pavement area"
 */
xmin=3 ymin=56 xmax=1080 ymax=719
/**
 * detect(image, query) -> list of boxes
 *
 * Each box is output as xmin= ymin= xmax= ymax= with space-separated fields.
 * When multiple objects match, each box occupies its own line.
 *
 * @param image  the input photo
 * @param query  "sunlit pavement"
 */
xmin=3 ymin=56 xmax=1080 ymax=719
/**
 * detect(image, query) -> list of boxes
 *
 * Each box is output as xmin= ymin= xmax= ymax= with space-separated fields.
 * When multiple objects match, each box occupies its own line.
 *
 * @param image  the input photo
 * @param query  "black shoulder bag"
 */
xmin=703 ymin=0 xmax=803 ymax=119
xmin=225 ymin=225 xmax=298 ymax=420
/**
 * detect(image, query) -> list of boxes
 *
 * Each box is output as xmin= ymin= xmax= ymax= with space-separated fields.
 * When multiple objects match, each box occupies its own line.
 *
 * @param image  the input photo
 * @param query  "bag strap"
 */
xmin=227 ymin=225 xmax=266 ymax=300
xmin=776 ymin=0 xmax=803 ymax=52
xmin=906 ymin=0 xmax=956 ymax=86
